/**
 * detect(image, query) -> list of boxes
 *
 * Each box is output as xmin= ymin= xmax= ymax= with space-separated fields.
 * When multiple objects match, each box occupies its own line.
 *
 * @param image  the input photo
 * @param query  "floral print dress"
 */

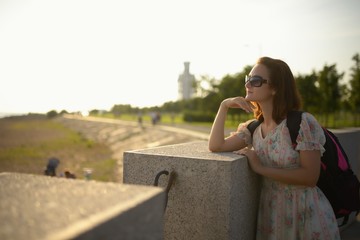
xmin=235 ymin=112 xmax=340 ymax=240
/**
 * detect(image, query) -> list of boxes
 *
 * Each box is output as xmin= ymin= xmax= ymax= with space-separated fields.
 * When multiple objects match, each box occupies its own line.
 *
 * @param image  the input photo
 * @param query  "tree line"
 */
xmin=87 ymin=53 xmax=360 ymax=127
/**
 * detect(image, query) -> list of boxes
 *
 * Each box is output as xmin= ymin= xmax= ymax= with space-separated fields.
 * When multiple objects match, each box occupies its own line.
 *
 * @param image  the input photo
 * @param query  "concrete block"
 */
xmin=332 ymin=128 xmax=360 ymax=178
xmin=123 ymin=141 xmax=260 ymax=240
xmin=0 ymin=172 xmax=165 ymax=240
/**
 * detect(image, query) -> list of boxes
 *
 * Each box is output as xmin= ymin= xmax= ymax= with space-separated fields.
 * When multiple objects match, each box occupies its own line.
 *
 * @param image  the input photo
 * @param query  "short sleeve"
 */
xmin=295 ymin=112 xmax=326 ymax=155
xmin=230 ymin=119 xmax=255 ymax=146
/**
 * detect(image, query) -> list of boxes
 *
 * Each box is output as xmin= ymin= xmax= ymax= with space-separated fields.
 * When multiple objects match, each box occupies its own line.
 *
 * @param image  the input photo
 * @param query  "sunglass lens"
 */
xmin=250 ymin=77 xmax=261 ymax=87
xmin=245 ymin=75 xmax=267 ymax=87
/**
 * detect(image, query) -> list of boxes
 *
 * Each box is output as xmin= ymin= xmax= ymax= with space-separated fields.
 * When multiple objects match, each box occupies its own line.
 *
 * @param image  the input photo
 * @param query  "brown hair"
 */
xmin=253 ymin=57 xmax=302 ymax=123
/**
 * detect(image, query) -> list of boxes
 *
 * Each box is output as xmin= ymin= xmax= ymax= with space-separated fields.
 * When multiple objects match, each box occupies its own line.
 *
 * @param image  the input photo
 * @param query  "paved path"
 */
xmin=341 ymin=216 xmax=360 ymax=239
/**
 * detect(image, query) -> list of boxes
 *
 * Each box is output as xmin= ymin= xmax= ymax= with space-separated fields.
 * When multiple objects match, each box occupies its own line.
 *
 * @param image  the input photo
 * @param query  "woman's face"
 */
xmin=245 ymin=63 xmax=274 ymax=103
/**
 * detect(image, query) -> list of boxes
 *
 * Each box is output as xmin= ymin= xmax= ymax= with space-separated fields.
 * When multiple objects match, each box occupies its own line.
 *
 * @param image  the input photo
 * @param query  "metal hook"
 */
xmin=154 ymin=170 xmax=176 ymax=212
xmin=154 ymin=170 xmax=169 ymax=186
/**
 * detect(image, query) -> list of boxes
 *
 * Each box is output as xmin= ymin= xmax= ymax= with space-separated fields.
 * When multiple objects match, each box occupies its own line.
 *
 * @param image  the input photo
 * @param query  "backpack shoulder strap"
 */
xmin=323 ymin=128 xmax=350 ymax=171
xmin=248 ymin=111 xmax=303 ymax=143
xmin=247 ymin=119 xmax=262 ymax=137
xmin=286 ymin=110 xmax=303 ymax=146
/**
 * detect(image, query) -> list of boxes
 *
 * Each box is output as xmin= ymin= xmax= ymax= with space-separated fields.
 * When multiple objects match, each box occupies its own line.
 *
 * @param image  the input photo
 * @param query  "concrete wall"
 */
xmin=0 ymin=172 xmax=165 ymax=240
xmin=332 ymin=128 xmax=360 ymax=178
xmin=123 ymin=141 xmax=260 ymax=240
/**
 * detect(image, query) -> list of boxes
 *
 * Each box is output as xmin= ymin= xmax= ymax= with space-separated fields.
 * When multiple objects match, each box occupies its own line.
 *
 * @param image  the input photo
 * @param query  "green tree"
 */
xmin=46 ymin=110 xmax=58 ymax=118
xmin=216 ymin=67 xmax=251 ymax=100
xmin=296 ymin=72 xmax=319 ymax=113
xmin=317 ymin=64 xmax=344 ymax=126
xmin=111 ymin=104 xmax=133 ymax=116
xmin=193 ymin=75 xmax=217 ymax=98
xmin=161 ymin=101 xmax=183 ymax=113
xmin=348 ymin=53 xmax=360 ymax=125
xmin=214 ymin=66 xmax=252 ymax=122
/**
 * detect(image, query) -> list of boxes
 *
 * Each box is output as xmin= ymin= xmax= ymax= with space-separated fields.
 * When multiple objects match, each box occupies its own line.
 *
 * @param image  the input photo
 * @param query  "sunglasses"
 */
xmin=245 ymin=75 xmax=268 ymax=87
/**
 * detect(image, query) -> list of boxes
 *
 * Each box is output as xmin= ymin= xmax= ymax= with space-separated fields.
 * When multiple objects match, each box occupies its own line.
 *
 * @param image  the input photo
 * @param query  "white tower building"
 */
xmin=178 ymin=62 xmax=195 ymax=100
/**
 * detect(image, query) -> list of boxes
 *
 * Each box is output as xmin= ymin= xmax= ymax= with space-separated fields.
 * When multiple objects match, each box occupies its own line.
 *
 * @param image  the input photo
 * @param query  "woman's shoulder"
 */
xmin=236 ymin=119 xmax=258 ymax=131
xmin=297 ymin=111 xmax=325 ymax=141
xmin=286 ymin=110 xmax=323 ymax=136
xmin=294 ymin=111 xmax=326 ymax=152
xmin=230 ymin=119 xmax=256 ymax=146
xmin=300 ymin=111 xmax=321 ymax=126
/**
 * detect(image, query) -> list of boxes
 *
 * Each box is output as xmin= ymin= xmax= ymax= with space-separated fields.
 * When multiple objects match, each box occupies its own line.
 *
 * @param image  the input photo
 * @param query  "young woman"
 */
xmin=209 ymin=57 xmax=340 ymax=239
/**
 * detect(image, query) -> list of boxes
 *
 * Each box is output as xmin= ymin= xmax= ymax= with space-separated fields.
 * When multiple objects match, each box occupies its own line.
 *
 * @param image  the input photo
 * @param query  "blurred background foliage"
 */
xmin=48 ymin=53 xmax=360 ymax=128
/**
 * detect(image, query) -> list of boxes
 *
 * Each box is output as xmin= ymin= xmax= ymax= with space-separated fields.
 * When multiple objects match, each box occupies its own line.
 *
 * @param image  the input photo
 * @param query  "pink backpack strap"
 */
xmin=325 ymin=129 xmax=348 ymax=171
xmin=321 ymin=162 xmax=327 ymax=170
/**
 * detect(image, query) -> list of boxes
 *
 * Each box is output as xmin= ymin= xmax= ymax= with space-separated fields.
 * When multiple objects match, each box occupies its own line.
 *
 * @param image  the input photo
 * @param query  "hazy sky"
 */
xmin=1 ymin=0 xmax=359 ymax=114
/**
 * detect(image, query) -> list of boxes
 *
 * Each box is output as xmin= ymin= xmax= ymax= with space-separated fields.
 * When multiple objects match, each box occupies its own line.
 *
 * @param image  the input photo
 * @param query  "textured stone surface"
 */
xmin=123 ymin=141 xmax=260 ymax=240
xmin=332 ymin=128 xmax=360 ymax=178
xmin=0 ymin=172 xmax=165 ymax=240
xmin=333 ymin=129 xmax=360 ymax=238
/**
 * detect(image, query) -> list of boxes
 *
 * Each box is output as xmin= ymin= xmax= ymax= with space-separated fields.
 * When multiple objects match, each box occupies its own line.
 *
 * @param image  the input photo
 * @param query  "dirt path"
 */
xmin=56 ymin=115 xmax=210 ymax=182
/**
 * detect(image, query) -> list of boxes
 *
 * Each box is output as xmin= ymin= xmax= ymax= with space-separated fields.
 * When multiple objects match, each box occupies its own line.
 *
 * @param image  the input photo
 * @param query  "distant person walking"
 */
xmin=137 ymin=111 xmax=143 ymax=127
xmin=209 ymin=57 xmax=340 ymax=239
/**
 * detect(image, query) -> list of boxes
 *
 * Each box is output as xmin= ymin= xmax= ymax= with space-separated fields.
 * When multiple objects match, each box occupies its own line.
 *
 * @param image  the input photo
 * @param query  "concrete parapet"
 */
xmin=0 ymin=172 xmax=165 ymax=240
xmin=123 ymin=141 xmax=260 ymax=240
xmin=332 ymin=128 xmax=360 ymax=178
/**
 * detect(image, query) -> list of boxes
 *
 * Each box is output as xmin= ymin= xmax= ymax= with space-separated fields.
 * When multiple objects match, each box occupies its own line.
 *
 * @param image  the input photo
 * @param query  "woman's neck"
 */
xmin=259 ymin=102 xmax=275 ymax=126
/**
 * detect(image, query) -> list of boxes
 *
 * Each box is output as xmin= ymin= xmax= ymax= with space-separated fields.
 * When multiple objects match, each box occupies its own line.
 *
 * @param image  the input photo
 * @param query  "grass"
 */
xmin=0 ymin=115 xmax=117 ymax=182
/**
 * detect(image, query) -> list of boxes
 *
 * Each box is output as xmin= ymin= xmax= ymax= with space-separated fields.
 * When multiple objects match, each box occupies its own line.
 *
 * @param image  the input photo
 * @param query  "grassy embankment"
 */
xmin=0 ymin=115 xmax=117 ymax=182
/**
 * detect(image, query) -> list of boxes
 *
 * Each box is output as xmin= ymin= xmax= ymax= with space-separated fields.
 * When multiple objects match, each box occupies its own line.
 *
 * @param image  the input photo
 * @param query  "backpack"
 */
xmin=247 ymin=110 xmax=360 ymax=227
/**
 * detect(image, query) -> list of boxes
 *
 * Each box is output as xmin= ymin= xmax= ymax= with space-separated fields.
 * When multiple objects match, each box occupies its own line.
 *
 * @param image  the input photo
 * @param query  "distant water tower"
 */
xmin=178 ymin=62 xmax=195 ymax=100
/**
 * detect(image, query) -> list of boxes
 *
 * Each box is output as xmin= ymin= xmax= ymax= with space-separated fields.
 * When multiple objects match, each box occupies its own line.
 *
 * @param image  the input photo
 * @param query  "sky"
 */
xmin=0 ymin=0 xmax=359 ymax=114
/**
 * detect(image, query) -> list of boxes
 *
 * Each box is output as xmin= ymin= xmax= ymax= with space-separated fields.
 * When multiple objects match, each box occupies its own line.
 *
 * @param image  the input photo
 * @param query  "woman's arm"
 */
xmin=239 ymin=148 xmax=321 ymax=187
xmin=208 ymin=97 xmax=254 ymax=152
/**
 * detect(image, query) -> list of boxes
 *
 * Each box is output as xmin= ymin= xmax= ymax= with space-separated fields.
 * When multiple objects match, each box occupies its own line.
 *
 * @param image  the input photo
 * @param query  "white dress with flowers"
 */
xmin=234 ymin=112 xmax=340 ymax=240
